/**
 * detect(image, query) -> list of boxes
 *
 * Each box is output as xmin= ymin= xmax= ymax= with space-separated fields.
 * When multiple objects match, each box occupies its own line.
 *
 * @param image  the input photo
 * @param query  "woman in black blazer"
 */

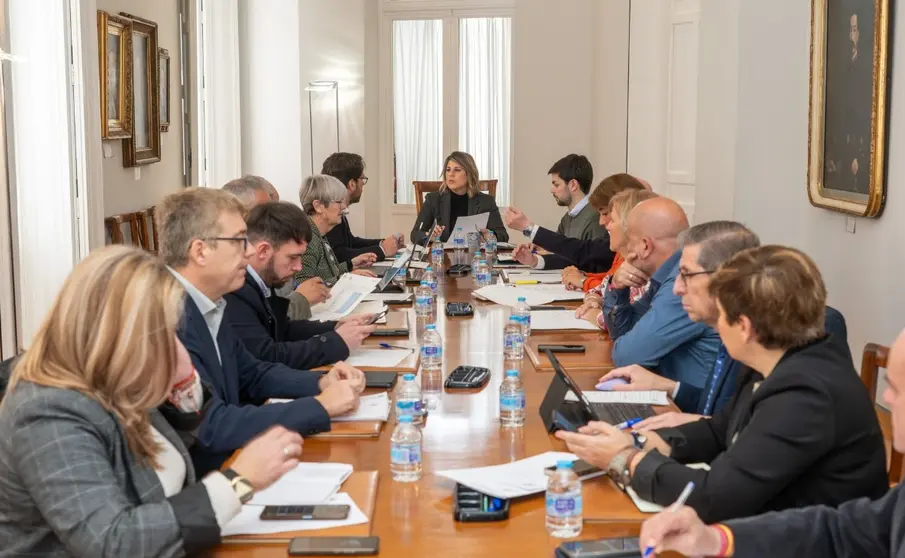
xmin=557 ymin=245 xmax=887 ymax=523
xmin=410 ymin=151 xmax=509 ymax=244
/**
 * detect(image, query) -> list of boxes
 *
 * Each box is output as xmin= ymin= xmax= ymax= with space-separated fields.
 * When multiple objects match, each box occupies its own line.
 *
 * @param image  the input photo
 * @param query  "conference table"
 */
xmin=214 ymin=263 xmax=671 ymax=557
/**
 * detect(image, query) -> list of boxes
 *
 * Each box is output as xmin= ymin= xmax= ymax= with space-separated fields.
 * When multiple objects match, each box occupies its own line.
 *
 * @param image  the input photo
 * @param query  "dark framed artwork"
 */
xmin=159 ymin=48 xmax=170 ymax=132
xmin=97 ymin=11 xmax=133 ymax=139
xmin=808 ymin=0 xmax=892 ymax=217
xmin=120 ymin=13 xmax=161 ymax=166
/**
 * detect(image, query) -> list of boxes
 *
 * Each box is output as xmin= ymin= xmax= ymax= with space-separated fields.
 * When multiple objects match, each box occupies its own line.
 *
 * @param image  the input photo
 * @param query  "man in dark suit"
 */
xmin=322 ymin=152 xmax=404 ymax=262
xmin=226 ymin=201 xmax=376 ymax=369
xmin=157 ymin=187 xmax=364 ymax=475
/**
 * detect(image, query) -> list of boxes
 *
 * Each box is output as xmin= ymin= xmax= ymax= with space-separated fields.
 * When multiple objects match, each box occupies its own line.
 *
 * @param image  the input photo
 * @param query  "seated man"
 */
xmin=639 ymin=327 xmax=905 ymax=558
xmin=558 ymin=246 xmax=887 ymax=523
xmin=503 ymin=173 xmax=647 ymax=271
xmin=225 ymin=201 xmax=377 ymax=369
xmin=322 ymin=152 xmax=404 ymax=262
xmin=603 ymin=197 xmax=720 ymax=390
xmin=158 ymin=187 xmax=364 ymax=475
xmin=221 ymin=175 xmax=273 ymax=210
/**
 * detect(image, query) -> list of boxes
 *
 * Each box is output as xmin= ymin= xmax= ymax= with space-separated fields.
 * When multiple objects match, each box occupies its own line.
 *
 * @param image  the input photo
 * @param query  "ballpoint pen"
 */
xmin=378 ymin=342 xmax=414 ymax=351
xmin=614 ymin=417 xmax=643 ymax=430
xmin=514 ymin=279 xmax=539 ymax=285
xmin=642 ymin=481 xmax=696 ymax=558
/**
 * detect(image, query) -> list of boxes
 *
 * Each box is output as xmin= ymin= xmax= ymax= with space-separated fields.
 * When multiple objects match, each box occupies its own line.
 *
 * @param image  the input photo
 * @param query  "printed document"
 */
xmin=249 ymin=462 xmax=353 ymax=506
xmin=310 ymin=274 xmax=381 ymax=321
xmin=344 ymin=348 xmax=411 ymax=368
xmin=529 ymin=310 xmax=600 ymax=331
xmin=443 ymin=212 xmax=490 ymax=248
xmin=437 ymin=452 xmax=580 ymax=499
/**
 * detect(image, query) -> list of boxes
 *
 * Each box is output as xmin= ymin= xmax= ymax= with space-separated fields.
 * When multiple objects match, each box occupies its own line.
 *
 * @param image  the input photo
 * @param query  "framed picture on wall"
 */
xmin=159 ymin=48 xmax=170 ymax=132
xmin=121 ymin=13 xmax=161 ymax=166
xmin=97 ymin=11 xmax=133 ymax=139
xmin=807 ymin=0 xmax=891 ymax=217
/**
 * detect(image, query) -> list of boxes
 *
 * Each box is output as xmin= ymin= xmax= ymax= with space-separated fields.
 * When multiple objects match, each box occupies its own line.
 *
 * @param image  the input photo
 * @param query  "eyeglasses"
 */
xmin=205 ymin=235 xmax=249 ymax=251
xmin=678 ymin=269 xmax=715 ymax=283
xmin=359 ymin=176 xmax=369 ymax=185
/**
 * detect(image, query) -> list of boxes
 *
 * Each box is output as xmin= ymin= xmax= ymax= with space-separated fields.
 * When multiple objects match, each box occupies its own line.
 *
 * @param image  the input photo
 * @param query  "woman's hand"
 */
xmin=554 ymin=421 xmax=635 ymax=469
xmin=598 ymin=365 xmax=677 ymax=393
xmin=561 ymin=266 xmax=586 ymax=291
xmin=231 ymin=426 xmax=303 ymax=490
xmin=352 ymin=253 xmax=377 ymax=269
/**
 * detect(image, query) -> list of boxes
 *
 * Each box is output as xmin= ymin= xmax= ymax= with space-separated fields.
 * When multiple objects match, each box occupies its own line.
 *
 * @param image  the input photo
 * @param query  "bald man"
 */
xmin=602 ymin=197 xmax=721 ymax=390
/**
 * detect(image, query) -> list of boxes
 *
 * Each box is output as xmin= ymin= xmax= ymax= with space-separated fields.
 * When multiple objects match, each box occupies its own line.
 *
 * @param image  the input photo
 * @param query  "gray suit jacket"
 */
xmin=0 ymin=381 xmax=220 ymax=557
xmin=410 ymin=190 xmax=510 ymax=244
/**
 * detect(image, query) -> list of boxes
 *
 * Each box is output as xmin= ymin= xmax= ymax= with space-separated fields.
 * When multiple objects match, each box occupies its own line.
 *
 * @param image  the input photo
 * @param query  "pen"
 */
xmin=642 ymin=481 xmax=695 ymax=558
xmin=615 ymin=417 xmax=643 ymax=430
xmin=378 ymin=343 xmax=414 ymax=351
xmin=514 ymin=280 xmax=539 ymax=285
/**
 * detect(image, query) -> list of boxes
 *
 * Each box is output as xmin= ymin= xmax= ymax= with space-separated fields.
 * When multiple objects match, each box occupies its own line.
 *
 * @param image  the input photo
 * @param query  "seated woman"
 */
xmin=557 ymin=245 xmax=888 ymax=523
xmin=574 ymin=188 xmax=657 ymax=329
xmin=410 ymin=151 xmax=509 ymax=244
xmin=292 ymin=174 xmax=377 ymax=287
xmin=0 ymin=246 xmax=302 ymax=557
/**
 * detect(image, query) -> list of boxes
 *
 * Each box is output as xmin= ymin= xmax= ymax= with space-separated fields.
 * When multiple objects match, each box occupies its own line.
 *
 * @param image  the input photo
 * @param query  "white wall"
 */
xmin=732 ymin=0 xmax=905 ymax=365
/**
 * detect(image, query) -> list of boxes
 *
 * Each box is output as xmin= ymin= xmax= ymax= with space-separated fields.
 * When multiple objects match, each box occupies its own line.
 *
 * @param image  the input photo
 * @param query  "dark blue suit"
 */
xmin=224 ymin=274 xmax=349 ymax=369
xmin=178 ymin=296 xmax=331 ymax=475
xmin=532 ymin=226 xmax=616 ymax=272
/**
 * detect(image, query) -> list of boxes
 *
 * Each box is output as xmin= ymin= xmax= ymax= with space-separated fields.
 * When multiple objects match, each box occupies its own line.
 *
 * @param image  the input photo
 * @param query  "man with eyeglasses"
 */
xmin=600 ymin=198 xmax=722 ymax=409
xmin=322 ymin=152 xmax=404 ymax=262
xmin=158 ymin=187 xmax=364 ymax=475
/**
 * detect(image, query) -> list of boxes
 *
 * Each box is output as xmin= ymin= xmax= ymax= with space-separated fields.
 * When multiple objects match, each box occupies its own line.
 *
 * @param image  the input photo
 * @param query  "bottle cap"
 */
xmin=556 ymin=460 xmax=574 ymax=469
xmin=399 ymin=415 xmax=413 ymax=423
xmin=426 ymin=266 xmax=433 ymax=271
xmin=426 ymin=324 xmax=436 ymax=330
xmin=421 ymin=280 xmax=429 ymax=286
xmin=397 ymin=400 xmax=414 ymax=410
xmin=517 ymin=297 xmax=526 ymax=302
xmin=505 ymin=370 xmax=519 ymax=378
xmin=403 ymin=374 xmax=415 ymax=381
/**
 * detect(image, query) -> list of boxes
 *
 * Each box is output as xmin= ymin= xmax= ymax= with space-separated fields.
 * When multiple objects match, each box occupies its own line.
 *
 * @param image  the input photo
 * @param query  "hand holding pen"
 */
xmin=639 ymin=482 xmax=718 ymax=558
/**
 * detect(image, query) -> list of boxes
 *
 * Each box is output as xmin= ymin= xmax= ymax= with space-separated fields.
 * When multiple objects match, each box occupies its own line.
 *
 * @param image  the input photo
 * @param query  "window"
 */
xmin=391 ymin=15 xmax=512 ymax=206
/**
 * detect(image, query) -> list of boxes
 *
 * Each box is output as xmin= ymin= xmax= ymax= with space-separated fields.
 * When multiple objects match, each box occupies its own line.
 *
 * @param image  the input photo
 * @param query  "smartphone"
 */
xmin=288 ymin=536 xmax=379 ymax=556
xmin=259 ymin=504 xmax=350 ymax=521
xmin=545 ymin=459 xmax=601 ymax=477
xmin=537 ymin=344 xmax=586 ymax=353
xmin=366 ymin=308 xmax=389 ymax=325
xmin=557 ymin=537 xmax=640 ymax=558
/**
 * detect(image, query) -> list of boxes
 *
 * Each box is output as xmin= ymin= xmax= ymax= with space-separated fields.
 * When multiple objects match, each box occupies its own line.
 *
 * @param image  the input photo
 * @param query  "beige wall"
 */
xmin=97 ymin=0 xmax=182 ymax=216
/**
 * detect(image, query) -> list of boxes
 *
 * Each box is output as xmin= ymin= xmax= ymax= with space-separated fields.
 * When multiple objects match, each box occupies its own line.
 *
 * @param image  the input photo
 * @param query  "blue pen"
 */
xmin=642 ymin=481 xmax=696 ymax=558
xmin=378 ymin=343 xmax=413 ymax=351
xmin=615 ymin=417 xmax=643 ymax=430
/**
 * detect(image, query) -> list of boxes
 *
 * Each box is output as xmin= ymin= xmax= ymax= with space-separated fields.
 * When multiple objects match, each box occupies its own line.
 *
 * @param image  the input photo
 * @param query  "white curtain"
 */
xmin=393 ymin=20 xmax=443 ymax=205
xmin=459 ymin=18 xmax=511 ymax=206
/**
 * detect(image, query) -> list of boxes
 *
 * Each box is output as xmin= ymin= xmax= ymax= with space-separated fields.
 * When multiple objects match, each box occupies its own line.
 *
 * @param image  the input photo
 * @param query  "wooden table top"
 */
xmin=214 ymin=267 xmax=663 ymax=557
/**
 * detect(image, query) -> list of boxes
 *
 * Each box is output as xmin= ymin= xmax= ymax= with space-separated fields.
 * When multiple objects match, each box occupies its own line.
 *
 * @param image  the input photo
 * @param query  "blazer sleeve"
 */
xmin=533 ymin=227 xmax=615 ymax=272
xmin=483 ymin=198 xmax=509 ymax=242
xmin=326 ymin=220 xmax=384 ymax=263
xmin=285 ymin=292 xmax=313 ymax=321
xmin=673 ymin=383 xmax=704 ymax=413
xmin=411 ymin=194 xmax=439 ymax=244
xmin=233 ymin=338 xmax=324 ymax=402
xmin=9 ymin=394 xmax=220 ymax=557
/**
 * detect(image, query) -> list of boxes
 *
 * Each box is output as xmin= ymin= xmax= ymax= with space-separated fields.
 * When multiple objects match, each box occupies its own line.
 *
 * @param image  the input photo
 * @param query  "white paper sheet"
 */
xmin=348 ymin=301 xmax=388 ymax=323
xmin=472 ymin=285 xmax=556 ymax=307
xmin=363 ymin=293 xmax=413 ymax=303
xmin=523 ymin=284 xmax=586 ymax=301
xmin=437 ymin=452 xmax=578 ymax=500
xmin=310 ymin=274 xmax=381 ymax=321
xmin=529 ymin=310 xmax=600 ymax=331
xmin=625 ymin=463 xmax=710 ymax=513
xmin=221 ymin=492 xmax=368 ymax=536
xmin=564 ymin=390 xmax=669 ymax=405
xmin=442 ymin=212 xmax=490 ymax=248
xmin=249 ymin=463 xmax=353 ymax=506
xmin=343 ymin=348 xmax=411 ymax=368
xmin=334 ymin=392 xmax=391 ymax=422
xmin=505 ymin=272 xmax=563 ymax=284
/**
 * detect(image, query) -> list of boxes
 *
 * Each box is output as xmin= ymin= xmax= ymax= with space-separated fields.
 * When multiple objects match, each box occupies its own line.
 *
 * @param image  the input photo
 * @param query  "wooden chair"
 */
xmin=137 ymin=206 xmax=159 ymax=253
xmin=104 ymin=212 xmax=151 ymax=251
xmin=412 ymin=179 xmax=498 ymax=213
xmin=860 ymin=343 xmax=903 ymax=484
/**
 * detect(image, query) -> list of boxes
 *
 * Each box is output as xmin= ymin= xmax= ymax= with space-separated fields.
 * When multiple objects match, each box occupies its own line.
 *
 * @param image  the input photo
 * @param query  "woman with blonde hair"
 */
xmin=410 ymin=151 xmax=509 ymax=244
xmin=0 ymin=245 xmax=301 ymax=557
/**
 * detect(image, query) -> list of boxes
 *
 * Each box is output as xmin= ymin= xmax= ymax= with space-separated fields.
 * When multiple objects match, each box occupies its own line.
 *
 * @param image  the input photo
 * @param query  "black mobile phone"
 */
xmin=366 ymin=309 xmax=389 ymax=325
xmin=288 ymin=536 xmax=379 ymax=556
xmin=537 ymin=344 xmax=586 ymax=353
xmin=545 ymin=459 xmax=601 ymax=478
xmin=556 ymin=537 xmax=641 ymax=558
xmin=365 ymin=370 xmax=398 ymax=389
xmin=259 ymin=504 xmax=350 ymax=521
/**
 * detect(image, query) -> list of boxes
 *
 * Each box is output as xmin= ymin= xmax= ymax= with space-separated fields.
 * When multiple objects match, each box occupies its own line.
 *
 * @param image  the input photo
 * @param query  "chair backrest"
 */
xmin=412 ymin=179 xmax=498 ymax=213
xmin=138 ymin=206 xmax=159 ymax=253
xmin=860 ymin=343 xmax=903 ymax=484
xmin=104 ymin=211 xmax=153 ymax=251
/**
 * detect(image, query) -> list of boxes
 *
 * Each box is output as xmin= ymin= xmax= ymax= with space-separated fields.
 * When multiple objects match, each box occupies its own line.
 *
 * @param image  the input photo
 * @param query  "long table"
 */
xmin=214 ymin=267 xmax=665 ymax=557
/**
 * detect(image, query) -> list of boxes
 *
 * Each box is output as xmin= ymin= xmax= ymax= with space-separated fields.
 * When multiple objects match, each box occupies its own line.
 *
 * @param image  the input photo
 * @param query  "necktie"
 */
xmin=702 ymin=345 xmax=730 ymax=415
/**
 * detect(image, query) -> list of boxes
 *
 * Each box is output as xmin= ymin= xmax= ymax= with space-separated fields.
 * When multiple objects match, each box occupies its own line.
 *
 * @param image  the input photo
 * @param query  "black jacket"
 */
xmin=325 ymin=215 xmax=384 ymax=265
xmin=411 ymin=190 xmax=509 ymax=244
xmin=532 ymin=226 xmax=615 ymax=272
xmin=224 ymin=274 xmax=349 ymax=370
xmin=631 ymin=335 xmax=888 ymax=523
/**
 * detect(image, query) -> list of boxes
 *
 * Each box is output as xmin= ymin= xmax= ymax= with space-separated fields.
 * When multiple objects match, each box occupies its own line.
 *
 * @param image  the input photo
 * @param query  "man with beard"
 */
xmin=224 ymin=201 xmax=376 ymax=370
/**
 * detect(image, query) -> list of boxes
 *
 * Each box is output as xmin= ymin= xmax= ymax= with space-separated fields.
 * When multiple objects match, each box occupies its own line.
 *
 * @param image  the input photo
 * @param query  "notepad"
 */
xmin=249 ymin=462 xmax=353 ymax=506
xmin=529 ymin=310 xmax=600 ymax=330
xmin=269 ymin=393 xmax=391 ymax=422
xmin=344 ymin=348 xmax=411 ymax=368
xmin=222 ymin=492 xmax=369 ymax=536
xmin=624 ymin=463 xmax=711 ymax=513
xmin=565 ymin=390 xmax=669 ymax=406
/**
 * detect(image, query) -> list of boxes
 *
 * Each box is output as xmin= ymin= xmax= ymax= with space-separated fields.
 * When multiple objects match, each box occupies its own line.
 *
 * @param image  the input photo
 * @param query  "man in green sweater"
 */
xmin=549 ymin=154 xmax=607 ymax=240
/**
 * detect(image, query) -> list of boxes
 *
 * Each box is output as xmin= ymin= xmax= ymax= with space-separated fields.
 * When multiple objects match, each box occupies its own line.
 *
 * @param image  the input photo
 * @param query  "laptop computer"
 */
xmin=379 ymin=226 xmax=439 ymax=287
xmin=539 ymin=351 xmax=656 ymax=433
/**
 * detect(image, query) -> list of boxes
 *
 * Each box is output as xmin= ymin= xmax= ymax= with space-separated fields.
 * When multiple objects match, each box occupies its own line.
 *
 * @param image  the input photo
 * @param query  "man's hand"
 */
xmin=380 ymin=235 xmax=401 ymax=257
xmin=561 ymin=266 xmax=585 ymax=290
xmin=511 ymin=243 xmax=538 ymax=267
xmin=335 ymin=321 xmax=376 ymax=352
xmin=352 ymin=253 xmax=377 ymax=269
xmin=610 ymin=259 xmax=649 ymax=289
xmin=639 ymin=507 xmax=723 ymax=558
xmin=503 ymin=207 xmax=532 ymax=231
xmin=319 ymin=361 xmax=366 ymax=393
xmin=337 ymin=314 xmax=374 ymax=327
xmin=428 ymin=225 xmax=445 ymax=240
xmin=295 ymin=277 xmax=331 ymax=306
xmin=598 ymin=364 xmax=677 ymax=393
xmin=633 ymin=412 xmax=704 ymax=432
xmin=351 ymin=269 xmax=377 ymax=278
xmin=314 ymin=380 xmax=360 ymax=416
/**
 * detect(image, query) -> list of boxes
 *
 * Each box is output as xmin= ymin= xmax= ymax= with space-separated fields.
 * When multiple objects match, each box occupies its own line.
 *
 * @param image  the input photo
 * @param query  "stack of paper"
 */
xmin=222 ymin=492 xmax=369 ymax=536
xmin=529 ymin=310 xmax=600 ymax=331
xmin=437 ymin=452 xmax=581 ymax=499
xmin=310 ymin=274 xmax=381 ymax=321
xmin=344 ymin=348 xmax=411 ymax=368
xmin=334 ymin=392 xmax=391 ymax=422
xmin=473 ymin=285 xmax=557 ymax=307
xmin=249 ymin=462 xmax=354 ymax=506
xmin=565 ymin=390 xmax=669 ymax=406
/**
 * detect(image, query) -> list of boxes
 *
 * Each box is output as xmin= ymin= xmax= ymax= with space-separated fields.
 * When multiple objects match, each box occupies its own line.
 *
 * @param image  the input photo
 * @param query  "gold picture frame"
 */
xmin=807 ymin=0 xmax=891 ymax=217
xmin=121 ymin=13 xmax=161 ymax=167
xmin=159 ymin=48 xmax=170 ymax=132
xmin=97 ymin=11 xmax=133 ymax=139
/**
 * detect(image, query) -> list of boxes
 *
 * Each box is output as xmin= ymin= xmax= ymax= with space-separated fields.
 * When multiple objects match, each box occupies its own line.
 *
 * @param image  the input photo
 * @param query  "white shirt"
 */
xmin=168 ymin=267 xmax=227 ymax=363
xmin=568 ymin=194 xmax=590 ymax=217
xmin=246 ymin=265 xmax=271 ymax=298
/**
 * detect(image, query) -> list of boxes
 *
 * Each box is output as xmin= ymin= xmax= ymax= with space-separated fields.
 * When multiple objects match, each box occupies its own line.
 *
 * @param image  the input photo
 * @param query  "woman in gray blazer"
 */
xmin=0 ymin=246 xmax=302 ymax=557
xmin=410 ymin=151 xmax=510 ymax=244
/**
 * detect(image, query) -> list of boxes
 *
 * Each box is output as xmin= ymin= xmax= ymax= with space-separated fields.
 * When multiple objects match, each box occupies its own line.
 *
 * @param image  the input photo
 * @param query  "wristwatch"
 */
xmin=607 ymin=448 xmax=640 ymax=487
xmin=632 ymin=431 xmax=648 ymax=450
xmin=521 ymin=224 xmax=535 ymax=238
xmin=222 ymin=468 xmax=254 ymax=504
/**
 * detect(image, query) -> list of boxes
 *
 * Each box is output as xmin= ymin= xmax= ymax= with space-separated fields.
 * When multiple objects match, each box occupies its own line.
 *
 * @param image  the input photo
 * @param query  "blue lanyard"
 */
xmin=702 ymin=345 xmax=730 ymax=415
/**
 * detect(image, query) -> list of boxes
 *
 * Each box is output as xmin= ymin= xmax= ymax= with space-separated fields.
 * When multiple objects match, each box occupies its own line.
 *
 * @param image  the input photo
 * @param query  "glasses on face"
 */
xmin=678 ymin=269 xmax=715 ymax=284
xmin=205 ymin=235 xmax=249 ymax=251
xmin=359 ymin=176 xmax=369 ymax=185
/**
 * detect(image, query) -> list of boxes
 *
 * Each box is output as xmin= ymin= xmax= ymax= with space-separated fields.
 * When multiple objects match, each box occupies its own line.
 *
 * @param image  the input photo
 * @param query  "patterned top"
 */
xmin=292 ymin=215 xmax=351 ymax=287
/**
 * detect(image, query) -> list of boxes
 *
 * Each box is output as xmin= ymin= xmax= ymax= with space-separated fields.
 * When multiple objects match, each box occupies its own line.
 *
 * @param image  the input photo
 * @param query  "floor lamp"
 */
xmin=305 ymin=80 xmax=340 ymax=174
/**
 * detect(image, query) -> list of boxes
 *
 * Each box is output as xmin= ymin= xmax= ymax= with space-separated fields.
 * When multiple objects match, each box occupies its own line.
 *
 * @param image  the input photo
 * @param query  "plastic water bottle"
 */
xmin=421 ymin=324 xmax=443 ymax=370
xmin=471 ymin=250 xmax=482 ymax=273
xmin=431 ymin=239 xmax=444 ymax=268
xmin=452 ymin=227 xmax=466 ymax=265
xmin=503 ymin=317 xmax=524 ymax=360
xmin=484 ymin=230 xmax=498 ymax=265
xmin=423 ymin=266 xmax=438 ymax=294
xmin=513 ymin=296 xmax=532 ymax=338
xmin=499 ymin=370 xmax=526 ymax=427
xmin=546 ymin=461 xmax=583 ymax=538
xmin=392 ymin=266 xmax=407 ymax=290
xmin=390 ymin=414 xmax=423 ymax=482
xmin=475 ymin=259 xmax=492 ymax=287
xmin=414 ymin=281 xmax=433 ymax=317
xmin=396 ymin=375 xmax=424 ymax=425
